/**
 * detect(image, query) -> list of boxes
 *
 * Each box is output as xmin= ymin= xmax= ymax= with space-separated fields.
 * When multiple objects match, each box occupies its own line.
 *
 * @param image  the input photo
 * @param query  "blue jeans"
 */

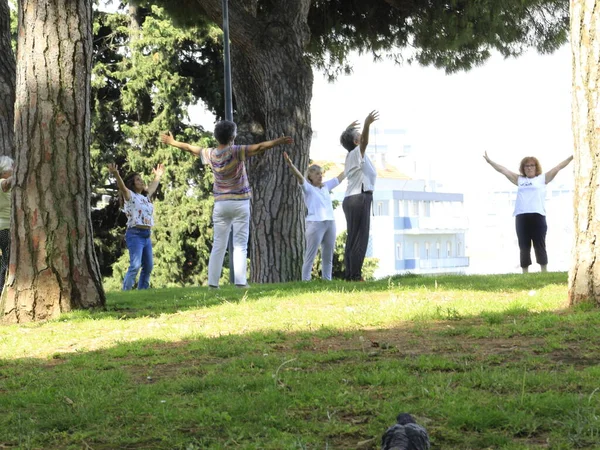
xmin=123 ymin=227 xmax=153 ymax=290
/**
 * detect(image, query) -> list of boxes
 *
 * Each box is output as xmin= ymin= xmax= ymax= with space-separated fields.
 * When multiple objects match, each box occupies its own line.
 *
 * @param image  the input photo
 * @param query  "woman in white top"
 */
xmin=108 ymin=163 xmax=165 ymax=290
xmin=0 ymin=156 xmax=13 ymax=294
xmin=339 ymin=110 xmax=379 ymax=281
xmin=283 ymin=152 xmax=345 ymax=280
xmin=483 ymin=152 xmax=573 ymax=273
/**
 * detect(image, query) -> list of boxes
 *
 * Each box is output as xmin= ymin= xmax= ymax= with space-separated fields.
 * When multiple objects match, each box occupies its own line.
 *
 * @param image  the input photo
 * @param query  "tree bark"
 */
xmin=569 ymin=0 xmax=600 ymax=305
xmin=195 ymin=0 xmax=313 ymax=283
xmin=0 ymin=0 xmax=105 ymax=322
xmin=0 ymin=0 xmax=15 ymax=157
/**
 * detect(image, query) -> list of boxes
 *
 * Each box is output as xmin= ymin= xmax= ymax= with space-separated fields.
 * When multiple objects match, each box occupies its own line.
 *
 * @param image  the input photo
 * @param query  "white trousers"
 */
xmin=303 ymin=220 xmax=336 ymax=281
xmin=209 ymin=200 xmax=250 ymax=286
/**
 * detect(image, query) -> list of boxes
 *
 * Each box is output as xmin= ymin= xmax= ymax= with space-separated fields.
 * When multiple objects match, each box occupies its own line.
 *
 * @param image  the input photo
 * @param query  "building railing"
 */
xmin=397 ymin=257 xmax=470 ymax=270
xmin=393 ymin=216 xmax=468 ymax=231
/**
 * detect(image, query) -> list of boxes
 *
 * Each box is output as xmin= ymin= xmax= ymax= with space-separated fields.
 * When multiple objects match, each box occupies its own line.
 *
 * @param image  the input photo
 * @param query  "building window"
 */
xmin=425 ymin=242 xmax=430 ymax=259
xmin=457 ymin=240 xmax=462 ymax=257
xmin=396 ymin=243 xmax=402 ymax=260
xmin=446 ymin=241 xmax=452 ymax=257
xmin=412 ymin=200 xmax=419 ymax=216
xmin=436 ymin=242 xmax=440 ymax=258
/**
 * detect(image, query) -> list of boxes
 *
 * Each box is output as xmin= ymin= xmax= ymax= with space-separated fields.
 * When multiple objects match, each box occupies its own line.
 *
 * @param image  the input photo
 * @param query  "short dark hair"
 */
xmin=214 ymin=120 xmax=237 ymax=145
xmin=340 ymin=128 xmax=360 ymax=151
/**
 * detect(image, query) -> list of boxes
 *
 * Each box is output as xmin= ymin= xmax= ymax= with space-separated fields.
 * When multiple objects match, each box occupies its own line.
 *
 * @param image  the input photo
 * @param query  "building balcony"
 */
xmin=393 ymin=216 xmax=469 ymax=233
xmin=397 ymin=256 xmax=470 ymax=271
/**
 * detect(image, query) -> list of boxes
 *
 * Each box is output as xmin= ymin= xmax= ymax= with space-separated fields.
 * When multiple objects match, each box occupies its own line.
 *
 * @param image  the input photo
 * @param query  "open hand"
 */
xmin=364 ymin=110 xmax=379 ymax=126
xmin=346 ymin=120 xmax=360 ymax=130
xmin=283 ymin=152 xmax=293 ymax=165
xmin=483 ymin=151 xmax=491 ymax=163
xmin=278 ymin=136 xmax=293 ymax=146
xmin=160 ymin=131 xmax=175 ymax=146
xmin=107 ymin=163 xmax=119 ymax=175
xmin=153 ymin=163 xmax=166 ymax=178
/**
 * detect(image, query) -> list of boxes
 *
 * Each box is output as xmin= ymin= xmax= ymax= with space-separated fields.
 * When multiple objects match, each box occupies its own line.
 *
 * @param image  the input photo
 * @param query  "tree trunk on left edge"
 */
xmin=569 ymin=0 xmax=600 ymax=305
xmin=0 ymin=0 xmax=15 ymax=157
xmin=0 ymin=0 xmax=105 ymax=323
xmin=199 ymin=0 xmax=313 ymax=283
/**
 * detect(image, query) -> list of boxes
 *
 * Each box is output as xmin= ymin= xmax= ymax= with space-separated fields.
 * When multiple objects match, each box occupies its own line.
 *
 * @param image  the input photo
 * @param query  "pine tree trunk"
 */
xmin=0 ymin=0 xmax=15 ymax=157
xmin=198 ymin=0 xmax=313 ymax=283
xmin=569 ymin=0 xmax=600 ymax=305
xmin=0 ymin=0 xmax=105 ymax=322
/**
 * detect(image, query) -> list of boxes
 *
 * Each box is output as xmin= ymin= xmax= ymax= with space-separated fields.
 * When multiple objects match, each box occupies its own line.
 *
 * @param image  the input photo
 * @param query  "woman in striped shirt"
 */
xmin=161 ymin=122 xmax=293 ymax=288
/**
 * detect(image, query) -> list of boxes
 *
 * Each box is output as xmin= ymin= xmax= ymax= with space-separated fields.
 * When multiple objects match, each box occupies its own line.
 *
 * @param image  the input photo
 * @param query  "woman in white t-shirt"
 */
xmin=108 ymin=163 xmax=165 ymax=290
xmin=483 ymin=152 xmax=573 ymax=273
xmin=284 ymin=152 xmax=345 ymax=280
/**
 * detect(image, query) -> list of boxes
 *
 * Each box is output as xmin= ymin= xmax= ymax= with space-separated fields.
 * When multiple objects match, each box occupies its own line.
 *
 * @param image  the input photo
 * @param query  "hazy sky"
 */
xmin=192 ymin=45 xmax=573 ymax=192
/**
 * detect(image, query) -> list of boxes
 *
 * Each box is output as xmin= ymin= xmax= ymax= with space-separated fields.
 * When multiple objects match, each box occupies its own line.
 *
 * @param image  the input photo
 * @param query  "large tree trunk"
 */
xmin=569 ymin=0 xmax=600 ymax=305
xmin=197 ymin=0 xmax=313 ymax=282
xmin=0 ymin=0 xmax=105 ymax=322
xmin=0 ymin=0 xmax=15 ymax=157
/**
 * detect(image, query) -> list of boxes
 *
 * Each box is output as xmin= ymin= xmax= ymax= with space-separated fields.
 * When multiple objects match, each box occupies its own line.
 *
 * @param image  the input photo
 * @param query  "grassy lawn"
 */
xmin=1 ymin=272 xmax=600 ymax=449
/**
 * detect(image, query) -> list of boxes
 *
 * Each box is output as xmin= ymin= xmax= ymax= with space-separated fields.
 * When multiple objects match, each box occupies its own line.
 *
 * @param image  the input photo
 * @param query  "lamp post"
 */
xmin=222 ymin=0 xmax=235 ymax=284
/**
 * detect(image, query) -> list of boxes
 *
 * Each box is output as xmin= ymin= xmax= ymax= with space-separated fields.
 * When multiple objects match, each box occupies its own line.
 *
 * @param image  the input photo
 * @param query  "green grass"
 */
xmin=1 ymin=272 xmax=600 ymax=449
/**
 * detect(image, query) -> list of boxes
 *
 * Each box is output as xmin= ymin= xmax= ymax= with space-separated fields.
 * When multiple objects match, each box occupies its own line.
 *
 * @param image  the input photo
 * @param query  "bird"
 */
xmin=381 ymin=413 xmax=430 ymax=450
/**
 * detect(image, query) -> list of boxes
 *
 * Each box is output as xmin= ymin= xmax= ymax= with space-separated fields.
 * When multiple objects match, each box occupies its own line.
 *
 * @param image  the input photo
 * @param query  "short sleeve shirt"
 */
xmin=123 ymin=191 xmax=154 ymax=228
xmin=301 ymin=177 xmax=340 ymax=221
xmin=201 ymin=145 xmax=251 ymax=201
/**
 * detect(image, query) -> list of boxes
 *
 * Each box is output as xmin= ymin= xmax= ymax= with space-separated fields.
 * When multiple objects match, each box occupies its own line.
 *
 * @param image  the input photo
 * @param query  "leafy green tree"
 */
xmin=142 ymin=0 xmax=568 ymax=284
xmin=91 ymin=4 xmax=226 ymax=288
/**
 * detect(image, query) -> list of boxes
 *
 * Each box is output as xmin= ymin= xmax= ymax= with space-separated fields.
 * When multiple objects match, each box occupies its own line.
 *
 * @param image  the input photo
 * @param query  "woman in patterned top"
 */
xmin=161 ymin=122 xmax=293 ymax=288
xmin=108 ymin=162 xmax=165 ymax=290
xmin=0 ymin=156 xmax=14 ymax=294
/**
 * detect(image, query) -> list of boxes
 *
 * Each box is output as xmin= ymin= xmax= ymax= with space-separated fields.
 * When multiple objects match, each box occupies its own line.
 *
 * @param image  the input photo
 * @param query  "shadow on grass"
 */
xmin=1 ymin=298 xmax=600 ymax=450
xmin=88 ymin=272 xmax=569 ymax=320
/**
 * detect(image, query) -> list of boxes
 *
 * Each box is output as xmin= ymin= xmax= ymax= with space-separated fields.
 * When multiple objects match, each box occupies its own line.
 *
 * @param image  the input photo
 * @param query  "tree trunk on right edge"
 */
xmin=0 ymin=0 xmax=15 ymax=157
xmin=569 ymin=0 xmax=600 ymax=305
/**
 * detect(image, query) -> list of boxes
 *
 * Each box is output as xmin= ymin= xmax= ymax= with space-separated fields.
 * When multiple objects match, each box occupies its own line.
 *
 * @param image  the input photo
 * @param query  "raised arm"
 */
xmin=283 ymin=152 xmax=304 ymax=184
xmin=247 ymin=136 xmax=293 ymax=157
xmin=483 ymin=151 xmax=519 ymax=185
xmin=107 ymin=163 xmax=131 ymax=202
xmin=545 ymin=155 xmax=574 ymax=184
xmin=359 ymin=110 xmax=379 ymax=156
xmin=146 ymin=163 xmax=165 ymax=199
xmin=160 ymin=131 xmax=203 ymax=157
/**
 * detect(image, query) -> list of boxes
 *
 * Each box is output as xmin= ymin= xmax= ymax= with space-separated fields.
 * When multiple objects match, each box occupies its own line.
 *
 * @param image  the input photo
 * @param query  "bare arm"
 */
xmin=336 ymin=170 xmax=346 ymax=183
xmin=545 ymin=155 xmax=574 ymax=184
xmin=483 ymin=151 xmax=519 ymax=185
xmin=247 ymin=136 xmax=293 ymax=157
xmin=1 ymin=176 xmax=12 ymax=193
xmin=107 ymin=163 xmax=131 ymax=202
xmin=283 ymin=152 xmax=304 ymax=184
xmin=359 ymin=110 xmax=379 ymax=156
xmin=160 ymin=131 xmax=203 ymax=157
xmin=146 ymin=163 xmax=165 ymax=199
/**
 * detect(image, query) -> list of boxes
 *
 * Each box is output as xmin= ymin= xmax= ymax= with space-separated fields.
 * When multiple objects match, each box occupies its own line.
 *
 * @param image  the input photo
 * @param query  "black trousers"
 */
xmin=0 ymin=228 xmax=9 ymax=292
xmin=515 ymin=213 xmax=548 ymax=268
xmin=342 ymin=192 xmax=372 ymax=280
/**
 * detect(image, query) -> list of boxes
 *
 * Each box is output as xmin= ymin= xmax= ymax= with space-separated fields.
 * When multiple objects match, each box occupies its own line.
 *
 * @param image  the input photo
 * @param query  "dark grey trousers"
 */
xmin=515 ymin=213 xmax=548 ymax=268
xmin=342 ymin=192 xmax=372 ymax=280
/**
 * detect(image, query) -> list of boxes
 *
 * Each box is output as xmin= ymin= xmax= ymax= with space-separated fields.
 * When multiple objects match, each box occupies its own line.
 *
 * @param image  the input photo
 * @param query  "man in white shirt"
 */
xmin=339 ymin=110 xmax=379 ymax=281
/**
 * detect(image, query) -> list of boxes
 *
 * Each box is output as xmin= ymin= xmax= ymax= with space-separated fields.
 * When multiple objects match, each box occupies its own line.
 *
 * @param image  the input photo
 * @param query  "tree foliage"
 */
xmin=91 ymin=4 xmax=226 ymax=288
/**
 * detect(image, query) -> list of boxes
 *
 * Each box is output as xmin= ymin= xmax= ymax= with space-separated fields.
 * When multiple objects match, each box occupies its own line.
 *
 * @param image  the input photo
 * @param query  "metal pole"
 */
xmin=222 ymin=0 xmax=235 ymax=284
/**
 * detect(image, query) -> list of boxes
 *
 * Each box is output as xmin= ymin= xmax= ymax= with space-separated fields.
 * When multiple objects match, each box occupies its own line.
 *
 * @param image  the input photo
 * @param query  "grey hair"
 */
xmin=340 ymin=128 xmax=360 ymax=151
xmin=0 ymin=156 xmax=14 ymax=173
xmin=214 ymin=120 xmax=237 ymax=145
xmin=305 ymin=164 xmax=322 ymax=184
